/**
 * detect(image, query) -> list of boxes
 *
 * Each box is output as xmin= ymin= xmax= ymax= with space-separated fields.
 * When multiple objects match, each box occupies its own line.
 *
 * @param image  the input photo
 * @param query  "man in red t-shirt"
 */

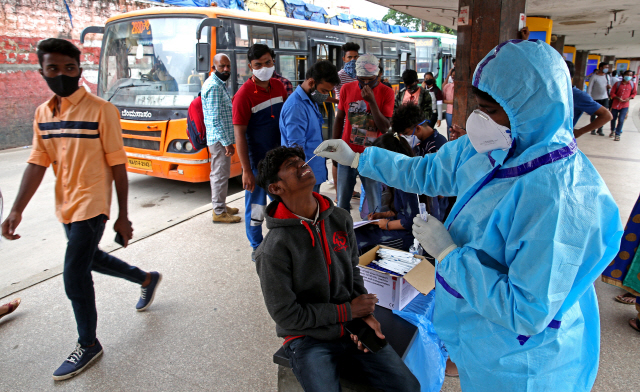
xmin=332 ymin=54 xmax=394 ymax=212
xmin=232 ymin=44 xmax=287 ymax=255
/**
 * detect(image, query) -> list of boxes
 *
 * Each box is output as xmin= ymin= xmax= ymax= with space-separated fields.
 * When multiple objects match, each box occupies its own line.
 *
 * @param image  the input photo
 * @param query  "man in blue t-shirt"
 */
xmin=566 ymin=61 xmax=612 ymax=138
xmin=280 ymin=61 xmax=340 ymax=193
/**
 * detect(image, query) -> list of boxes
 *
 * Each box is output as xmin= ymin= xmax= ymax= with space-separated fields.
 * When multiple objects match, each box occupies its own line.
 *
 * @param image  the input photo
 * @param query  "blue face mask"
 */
xmin=344 ymin=59 xmax=357 ymax=79
xmin=624 ymin=76 xmax=632 ymax=81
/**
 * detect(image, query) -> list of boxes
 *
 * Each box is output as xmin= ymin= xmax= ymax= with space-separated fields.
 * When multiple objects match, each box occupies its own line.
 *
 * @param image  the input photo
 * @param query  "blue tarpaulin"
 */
xmin=283 ymin=0 xmax=327 ymax=23
xmin=338 ymin=13 xmax=352 ymax=24
xmin=304 ymin=2 xmax=327 ymax=23
xmin=145 ymin=0 xmax=414 ymax=35
xmin=217 ymin=0 xmax=244 ymax=9
xmin=283 ymin=0 xmax=305 ymax=17
xmin=325 ymin=15 xmax=339 ymax=26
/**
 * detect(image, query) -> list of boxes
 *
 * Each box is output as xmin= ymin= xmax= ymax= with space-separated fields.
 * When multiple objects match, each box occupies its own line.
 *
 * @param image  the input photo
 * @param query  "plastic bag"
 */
xmin=393 ymin=290 xmax=447 ymax=392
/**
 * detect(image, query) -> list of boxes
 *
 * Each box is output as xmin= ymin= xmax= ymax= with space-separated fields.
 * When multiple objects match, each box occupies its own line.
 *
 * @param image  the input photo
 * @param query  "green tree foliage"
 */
xmin=382 ymin=9 xmax=456 ymax=35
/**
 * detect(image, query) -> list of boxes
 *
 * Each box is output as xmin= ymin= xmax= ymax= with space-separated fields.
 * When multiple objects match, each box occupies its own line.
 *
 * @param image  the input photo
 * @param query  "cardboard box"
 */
xmin=358 ymin=245 xmax=435 ymax=311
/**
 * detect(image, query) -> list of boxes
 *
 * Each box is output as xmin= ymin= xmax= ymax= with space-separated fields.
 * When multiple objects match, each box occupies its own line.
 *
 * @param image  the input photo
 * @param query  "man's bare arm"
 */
xmin=234 ymin=124 xmax=256 ymax=192
xmin=112 ymin=164 xmax=134 ymax=247
xmin=1 ymin=163 xmax=46 ymax=240
xmin=574 ymin=106 xmax=613 ymax=138
xmin=333 ymin=109 xmax=346 ymax=140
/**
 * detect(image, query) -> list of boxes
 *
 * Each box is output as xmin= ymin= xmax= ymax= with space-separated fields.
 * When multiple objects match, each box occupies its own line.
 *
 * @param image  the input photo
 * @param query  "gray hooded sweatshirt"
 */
xmin=255 ymin=193 xmax=368 ymax=346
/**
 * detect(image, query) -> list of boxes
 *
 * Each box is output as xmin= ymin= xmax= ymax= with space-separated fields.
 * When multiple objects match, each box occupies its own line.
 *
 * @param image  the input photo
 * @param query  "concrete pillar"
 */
xmin=551 ymin=35 xmax=565 ymax=55
xmin=452 ymin=0 xmax=527 ymax=127
xmin=574 ymin=50 xmax=589 ymax=90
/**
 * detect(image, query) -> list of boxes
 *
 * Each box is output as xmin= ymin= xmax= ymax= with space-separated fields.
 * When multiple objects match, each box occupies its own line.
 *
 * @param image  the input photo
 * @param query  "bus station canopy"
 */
xmin=365 ymin=0 xmax=640 ymax=58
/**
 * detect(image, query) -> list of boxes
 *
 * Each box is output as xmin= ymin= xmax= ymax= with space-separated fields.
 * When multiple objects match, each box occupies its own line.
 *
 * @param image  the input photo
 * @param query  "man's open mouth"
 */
xmin=301 ymin=168 xmax=312 ymax=177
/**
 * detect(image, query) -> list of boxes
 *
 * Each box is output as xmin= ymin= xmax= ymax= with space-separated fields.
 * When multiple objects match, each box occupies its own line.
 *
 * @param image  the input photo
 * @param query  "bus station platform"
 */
xmin=0 ymin=101 xmax=639 ymax=391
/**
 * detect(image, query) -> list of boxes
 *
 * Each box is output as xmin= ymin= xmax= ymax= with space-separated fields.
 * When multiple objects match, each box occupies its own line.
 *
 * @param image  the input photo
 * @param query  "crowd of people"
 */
xmin=572 ymin=61 xmax=637 ymax=141
xmin=0 ymin=35 xmax=636 ymax=392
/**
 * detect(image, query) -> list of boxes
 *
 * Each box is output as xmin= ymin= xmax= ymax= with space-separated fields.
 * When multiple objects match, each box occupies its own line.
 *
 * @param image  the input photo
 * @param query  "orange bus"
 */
xmin=81 ymin=7 xmax=416 ymax=182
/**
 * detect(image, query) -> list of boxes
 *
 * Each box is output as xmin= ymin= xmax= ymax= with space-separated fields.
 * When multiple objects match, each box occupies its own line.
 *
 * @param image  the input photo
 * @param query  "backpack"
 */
xmin=186 ymin=93 xmax=208 ymax=151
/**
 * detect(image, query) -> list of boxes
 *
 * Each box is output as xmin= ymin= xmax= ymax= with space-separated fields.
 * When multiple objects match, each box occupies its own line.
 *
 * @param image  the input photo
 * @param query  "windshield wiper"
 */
xmin=107 ymin=83 xmax=152 ymax=102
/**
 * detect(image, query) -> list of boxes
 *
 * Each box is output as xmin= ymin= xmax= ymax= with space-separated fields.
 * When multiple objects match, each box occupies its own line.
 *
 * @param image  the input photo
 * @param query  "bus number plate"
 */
xmin=128 ymin=158 xmax=152 ymax=171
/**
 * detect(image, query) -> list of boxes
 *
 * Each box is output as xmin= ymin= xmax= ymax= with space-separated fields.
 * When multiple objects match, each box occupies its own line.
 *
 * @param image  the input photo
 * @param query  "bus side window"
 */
xmin=365 ymin=39 xmax=381 ymax=55
xmin=234 ymin=23 xmax=274 ymax=47
xmin=236 ymin=53 xmax=251 ymax=88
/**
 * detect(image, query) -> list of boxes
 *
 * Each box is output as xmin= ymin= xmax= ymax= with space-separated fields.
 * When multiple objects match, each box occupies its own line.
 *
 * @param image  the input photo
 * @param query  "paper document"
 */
xmin=353 ymin=220 xmax=379 ymax=229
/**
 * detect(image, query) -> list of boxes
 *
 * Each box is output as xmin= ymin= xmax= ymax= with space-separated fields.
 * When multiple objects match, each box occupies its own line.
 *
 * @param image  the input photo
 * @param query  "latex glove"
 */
xmin=313 ymin=139 xmax=359 ymax=168
xmin=412 ymin=215 xmax=457 ymax=262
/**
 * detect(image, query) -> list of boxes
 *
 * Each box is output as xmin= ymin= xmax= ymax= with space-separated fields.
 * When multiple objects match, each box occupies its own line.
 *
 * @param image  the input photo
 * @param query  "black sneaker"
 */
xmin=597 ymin=130 xmax=605 ymax=136
xmin=136 ymin=272 xmax=162 ymax=311
xmin=590 ymin=130 xmax=596 ymax=135
xmin=52 ymin=340 xmax=103 ymax=381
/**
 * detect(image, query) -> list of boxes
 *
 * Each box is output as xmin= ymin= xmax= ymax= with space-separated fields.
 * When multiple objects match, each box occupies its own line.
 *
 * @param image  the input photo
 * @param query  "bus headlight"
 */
xmin=168 ymin=139 xmax=200 ymax=154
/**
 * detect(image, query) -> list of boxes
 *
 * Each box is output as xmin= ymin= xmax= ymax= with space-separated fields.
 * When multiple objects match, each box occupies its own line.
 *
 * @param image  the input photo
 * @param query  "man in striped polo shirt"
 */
xmin=1 ymin=39 xmax=161 ymax=381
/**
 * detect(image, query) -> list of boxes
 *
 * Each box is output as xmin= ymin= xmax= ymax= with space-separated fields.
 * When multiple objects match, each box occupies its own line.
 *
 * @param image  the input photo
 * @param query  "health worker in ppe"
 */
xmin=314 ymin=40 xmax=623 ymax=391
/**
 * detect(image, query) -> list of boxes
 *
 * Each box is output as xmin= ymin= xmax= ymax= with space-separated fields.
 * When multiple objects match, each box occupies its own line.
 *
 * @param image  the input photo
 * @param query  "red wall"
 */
xmin=0 ymin=0 xmax=152 ymax=149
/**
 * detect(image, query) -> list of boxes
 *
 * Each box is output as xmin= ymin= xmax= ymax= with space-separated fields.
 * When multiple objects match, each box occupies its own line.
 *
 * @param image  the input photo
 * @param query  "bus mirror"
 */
xmin=196 ymin=43 xmax=211 ymax=73
xmin=80 ymin=26 xmax=104 ymax=44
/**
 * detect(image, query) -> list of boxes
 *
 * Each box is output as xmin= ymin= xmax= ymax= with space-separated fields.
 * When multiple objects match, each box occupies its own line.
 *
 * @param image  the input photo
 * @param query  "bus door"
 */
xmin=398 ymin=42 xmax=413 ymax=90
xmin=274 ymin=27 xmax=308 ymax=91
xmin=439 ymin=43 xmax=454 ymax=85
xmin=309 ymin=31 xmax=345 ymax=139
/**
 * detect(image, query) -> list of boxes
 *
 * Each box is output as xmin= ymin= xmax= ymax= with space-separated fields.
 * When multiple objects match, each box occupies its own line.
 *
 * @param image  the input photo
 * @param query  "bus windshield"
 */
xmin=415 ymin=38 xmax=437 ymax=78
xmin=99 ymin=17 xmax=207 ymax=108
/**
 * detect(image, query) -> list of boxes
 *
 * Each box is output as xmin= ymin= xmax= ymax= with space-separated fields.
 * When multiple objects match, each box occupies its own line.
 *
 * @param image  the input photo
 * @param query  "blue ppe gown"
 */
xmin=358 ymin=40 xmax=623 ymax=391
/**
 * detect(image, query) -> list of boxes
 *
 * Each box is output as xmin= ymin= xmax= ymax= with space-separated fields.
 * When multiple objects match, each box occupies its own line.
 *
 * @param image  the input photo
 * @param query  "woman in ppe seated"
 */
xmin=314 ymin=39 xmax=623 ymax=391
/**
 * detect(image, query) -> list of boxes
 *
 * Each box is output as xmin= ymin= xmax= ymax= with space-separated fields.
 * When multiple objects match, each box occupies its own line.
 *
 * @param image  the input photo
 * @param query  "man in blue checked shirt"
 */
xmin=280 ymin=61 xmax=340 ymax=193
xmin=202 ymin=53 xmax=241 ymax=224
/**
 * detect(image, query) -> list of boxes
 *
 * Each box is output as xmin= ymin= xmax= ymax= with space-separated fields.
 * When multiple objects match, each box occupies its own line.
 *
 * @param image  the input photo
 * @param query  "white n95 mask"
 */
xmin=402 ymin=134 xmax=420 ymax=148
xmin=465 ymin=109 xmax=512 ymax=153
xmin=253 ymin=66 xmax=275 ymax=81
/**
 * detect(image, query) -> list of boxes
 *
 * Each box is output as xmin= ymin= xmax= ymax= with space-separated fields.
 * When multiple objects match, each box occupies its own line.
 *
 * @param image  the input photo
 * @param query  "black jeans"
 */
xmin=63 ymin=214 xmax=146 ymax=346
xmin=285 ymin=335 xmax=420 ymax=392
xmin=591 ymin=98 xmax=609 ymax=132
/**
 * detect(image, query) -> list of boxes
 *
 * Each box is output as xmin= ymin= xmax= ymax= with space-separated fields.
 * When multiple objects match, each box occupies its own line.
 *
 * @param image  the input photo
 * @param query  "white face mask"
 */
xmin=402 ymin=134 xmax=420 ymax=148
xmin=465 ymin=109 xmax=512 ymax=154
xmin=252 ymin=65 xmax=275 ymax=82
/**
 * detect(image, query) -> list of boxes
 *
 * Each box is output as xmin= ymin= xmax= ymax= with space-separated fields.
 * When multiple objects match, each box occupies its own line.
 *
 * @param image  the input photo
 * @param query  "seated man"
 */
xmin=255 ymin=146 xmax=420 ymax=392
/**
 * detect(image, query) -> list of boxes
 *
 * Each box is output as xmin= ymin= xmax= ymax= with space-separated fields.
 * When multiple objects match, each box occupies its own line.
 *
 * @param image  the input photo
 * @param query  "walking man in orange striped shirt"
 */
xmin=1 ymin=38 xmax=162 ymax=381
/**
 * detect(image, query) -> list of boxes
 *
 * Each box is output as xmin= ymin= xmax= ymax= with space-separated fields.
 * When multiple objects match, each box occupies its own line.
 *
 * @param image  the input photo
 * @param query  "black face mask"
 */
xmin=215 ymin=70 xmax=231 ymax=81
xmin=358 ymin=77 xmax=379 ymax=89
xmin=425 ymin=79 xmax=435 ymax=86
xmin=43 ymin=74 xmax=80 ymax=97
xmin=407 ymin=83 xmax=419 ymax=93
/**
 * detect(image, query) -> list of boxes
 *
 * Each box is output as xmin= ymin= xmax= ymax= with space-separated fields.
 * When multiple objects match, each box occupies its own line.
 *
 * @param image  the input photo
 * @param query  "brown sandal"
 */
xmin=0 ymin=298 xmax=21 ymax=320
xmin=614 ymin=293 xmax=637 ymax=305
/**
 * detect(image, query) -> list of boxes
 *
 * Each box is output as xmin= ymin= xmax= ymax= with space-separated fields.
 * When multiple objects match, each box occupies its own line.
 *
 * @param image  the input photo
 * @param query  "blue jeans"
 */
xmin=245 ymin=168 xmax=271 ymax=250
xmin=63 ymin=214 xmax=147 ymax=347
xmin=445 ymin=112 xmax=453 ymax=136
xmin=285 ymin=335 xmax=420 ymax=392
xmin=611 ymin=107 xmax=629 ymax=135
xmin=337 ymin=164 xmax=381 ymax=213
